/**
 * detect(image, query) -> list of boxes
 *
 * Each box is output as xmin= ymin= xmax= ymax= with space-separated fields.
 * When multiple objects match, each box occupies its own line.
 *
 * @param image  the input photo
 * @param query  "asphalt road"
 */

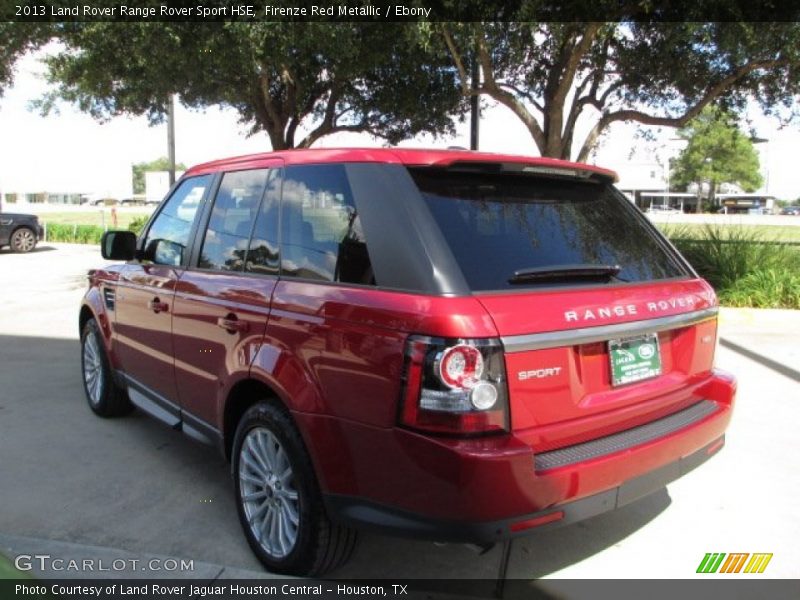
xmin=0 ymin=243 xmax=798 ymax=581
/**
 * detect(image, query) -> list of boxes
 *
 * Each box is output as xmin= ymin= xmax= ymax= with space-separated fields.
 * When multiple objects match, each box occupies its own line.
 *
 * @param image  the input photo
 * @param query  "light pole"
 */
xmin=167 ymin=94 xmax=176 ymax=186
xmin=470 ymin=53 xmax=479 ymax=150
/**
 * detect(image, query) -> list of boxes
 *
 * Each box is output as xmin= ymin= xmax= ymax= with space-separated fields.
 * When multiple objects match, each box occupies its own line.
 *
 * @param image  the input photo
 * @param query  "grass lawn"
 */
xmin=38 ymin=210 xmax=152 ymax=229
xmin=657 ymin=223 xmax=800 ymax=243
xmin=0 ymin=554 xmax=31 ymax=579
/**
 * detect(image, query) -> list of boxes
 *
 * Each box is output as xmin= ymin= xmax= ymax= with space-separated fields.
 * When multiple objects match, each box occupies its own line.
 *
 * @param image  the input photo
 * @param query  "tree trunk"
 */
xmin=265 ymin=126 xmax=291 ymax=151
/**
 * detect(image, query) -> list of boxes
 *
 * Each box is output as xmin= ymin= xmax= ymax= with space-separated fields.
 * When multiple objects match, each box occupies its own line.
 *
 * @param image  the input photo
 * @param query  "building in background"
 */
xmin=145 ymin=171 xmax=184 ymax=205
xmin=717 ymin=193 xmax=777 ymax=214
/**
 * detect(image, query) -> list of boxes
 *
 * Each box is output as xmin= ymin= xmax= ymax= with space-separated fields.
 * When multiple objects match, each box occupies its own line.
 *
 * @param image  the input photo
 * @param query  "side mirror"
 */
xmin=144 ymin=238 xmax=184 ymax=266
xmin=101 ymin=230 xmax=137 ymax=260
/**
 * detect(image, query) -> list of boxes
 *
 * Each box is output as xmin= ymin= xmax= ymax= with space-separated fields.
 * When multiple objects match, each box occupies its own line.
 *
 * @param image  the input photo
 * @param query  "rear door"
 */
xmin=265 ymin=163 xmax=407 ymax=427
xmin=172 ymin=164 xmax=282 ymax=433
xmin=114 ymin=175 xmax=212 ymax=415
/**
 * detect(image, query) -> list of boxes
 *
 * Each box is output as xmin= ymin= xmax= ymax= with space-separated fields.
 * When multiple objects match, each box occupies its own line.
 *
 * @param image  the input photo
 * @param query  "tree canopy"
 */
xmin=438 ymin=19 xmax=800 ymax=160
xmin=0 ymin=22 xmax=53 ymax=97
xmin=4 ymin=11 xmax=800 ymax=160
xmin=34 ymin=22 xmax=464 ymax=150
xmin=670 ymin=107 xmax=763 ymax=200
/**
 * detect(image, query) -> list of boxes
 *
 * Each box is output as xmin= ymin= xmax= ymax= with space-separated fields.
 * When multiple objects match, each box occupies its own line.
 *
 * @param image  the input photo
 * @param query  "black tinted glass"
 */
xmin=281 ymin=165 xmax=375 ymax=286
xmin=246 ymin=169 xmax=281 ymax=275
xmin=144 ymin=175 xmax=211 ymax=266
xmin=199 ymin=169 xmax=269 ymax=272
xmin=410 ymin=168 xmax=686 ymax=291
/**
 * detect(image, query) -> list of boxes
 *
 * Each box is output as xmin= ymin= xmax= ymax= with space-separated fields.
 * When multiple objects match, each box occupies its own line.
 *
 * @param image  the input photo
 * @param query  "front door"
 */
xmin=114 ymin=174 xmax=213 ymax=418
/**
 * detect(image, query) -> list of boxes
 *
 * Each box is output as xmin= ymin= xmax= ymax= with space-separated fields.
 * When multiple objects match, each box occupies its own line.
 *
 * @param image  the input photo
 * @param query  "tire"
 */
xmin=10 ymin=227 xmax=37 ymax=253
xmin=232 ymin=401 xmax=358 ymax=576
xmin=80 ymin=318 xmax=133 ymax=417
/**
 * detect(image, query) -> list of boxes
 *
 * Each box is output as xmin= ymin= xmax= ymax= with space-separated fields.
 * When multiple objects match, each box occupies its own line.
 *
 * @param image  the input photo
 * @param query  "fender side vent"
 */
xmin=103 ymin=288 xmax=116 ymax=311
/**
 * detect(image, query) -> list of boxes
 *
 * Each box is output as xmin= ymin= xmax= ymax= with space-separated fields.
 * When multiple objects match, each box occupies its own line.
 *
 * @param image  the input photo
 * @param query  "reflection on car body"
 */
xmin=79 ymin=148 xmax=736 ymax=576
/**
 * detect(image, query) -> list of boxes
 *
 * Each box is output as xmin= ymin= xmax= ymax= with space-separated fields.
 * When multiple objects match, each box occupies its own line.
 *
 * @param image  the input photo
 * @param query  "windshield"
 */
xmin=409 ymin=168 xmax=687 ymax=291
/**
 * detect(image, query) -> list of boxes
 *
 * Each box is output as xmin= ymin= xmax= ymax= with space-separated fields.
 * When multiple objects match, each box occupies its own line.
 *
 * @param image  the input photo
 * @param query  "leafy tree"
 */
xmin=9 ymin=4 xmax=800 ymax=162
xmin=670 ymin=107 xmax=762 ymax=203
xmin=438 ymin=17 xmax=800 ymax=160
xmin=33 ymin=21 xmax=463 ymax=149
xmin=132 ymin=157 xmax=186 ymax=194
xmin=0 ymin=22 xmax=53 ymax=97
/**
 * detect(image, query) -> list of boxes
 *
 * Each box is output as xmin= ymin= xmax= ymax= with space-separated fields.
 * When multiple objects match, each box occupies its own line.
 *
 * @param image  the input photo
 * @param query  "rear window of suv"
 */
xmin=409 ymin=168 xmax=687 ymax=291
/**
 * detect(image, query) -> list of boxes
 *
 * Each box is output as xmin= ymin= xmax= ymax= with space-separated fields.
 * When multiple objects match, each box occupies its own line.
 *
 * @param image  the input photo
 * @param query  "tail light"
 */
xmin=399 ymin=336 xmax=509 ymax=436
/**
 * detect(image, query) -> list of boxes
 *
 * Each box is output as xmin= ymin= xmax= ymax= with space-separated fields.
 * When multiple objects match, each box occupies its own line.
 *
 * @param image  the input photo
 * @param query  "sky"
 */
xmin=1 ymin=46 xmax=798 ymax=200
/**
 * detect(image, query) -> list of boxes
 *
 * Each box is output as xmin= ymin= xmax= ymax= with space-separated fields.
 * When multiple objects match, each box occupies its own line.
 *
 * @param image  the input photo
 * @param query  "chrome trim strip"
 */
xmin=501 ymin=307 xmax=718 ymax=353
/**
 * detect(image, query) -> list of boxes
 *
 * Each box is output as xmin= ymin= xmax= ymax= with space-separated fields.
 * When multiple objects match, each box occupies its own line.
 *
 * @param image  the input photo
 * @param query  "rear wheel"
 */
xmin=80 ymin=318 xmax=133 ymax=417
xmin=10 ymin=227 xmax=36 ymax=253
xmin=232 ymin=401 xmax=358 ymax=575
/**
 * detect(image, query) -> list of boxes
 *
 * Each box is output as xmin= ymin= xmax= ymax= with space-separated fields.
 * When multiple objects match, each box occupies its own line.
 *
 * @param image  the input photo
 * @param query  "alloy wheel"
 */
xmin=82 ymin=331 xmax=104 ymax=406
xmin=13 ymin=229 xmax=36 ymax=252
xmin=238 ymin=427 xmax=300 ymax=559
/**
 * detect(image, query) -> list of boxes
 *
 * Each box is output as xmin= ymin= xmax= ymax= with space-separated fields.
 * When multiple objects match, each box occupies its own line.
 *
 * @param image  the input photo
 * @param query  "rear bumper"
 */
xmin=324 ymin=435 xmax=724 ymax=543
xmin=304 ymin=369 xmax=735 ymax=542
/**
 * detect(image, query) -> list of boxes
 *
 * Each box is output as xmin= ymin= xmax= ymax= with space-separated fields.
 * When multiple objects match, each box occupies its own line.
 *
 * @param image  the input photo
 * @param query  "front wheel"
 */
xmin=10 ymin=227 xmax=37 ymax=253
xmin=232 ymin=401 xmax=358 ymax=576
xmin=80 ymin=318 xmax=133 ymax=417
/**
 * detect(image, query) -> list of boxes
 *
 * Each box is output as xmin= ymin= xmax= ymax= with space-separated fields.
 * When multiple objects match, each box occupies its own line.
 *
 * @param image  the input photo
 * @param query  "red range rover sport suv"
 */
xmin=80 ymin=148 xmax=735 ymax=575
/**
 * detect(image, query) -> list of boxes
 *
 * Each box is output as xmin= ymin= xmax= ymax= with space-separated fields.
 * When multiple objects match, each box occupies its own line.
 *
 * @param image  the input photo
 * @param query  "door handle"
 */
xmin=147 ymin=298 xmax=169 ymax=313
xmin=217 ymin=315 xmax=249 ymax=334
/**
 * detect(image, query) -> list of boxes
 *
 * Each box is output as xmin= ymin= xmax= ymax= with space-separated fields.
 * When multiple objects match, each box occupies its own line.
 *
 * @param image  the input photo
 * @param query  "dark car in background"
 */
xmin=0 ymin=212 xmax=44 ymax=252
xmin=780 ymin=206 xmax=800 ymax=216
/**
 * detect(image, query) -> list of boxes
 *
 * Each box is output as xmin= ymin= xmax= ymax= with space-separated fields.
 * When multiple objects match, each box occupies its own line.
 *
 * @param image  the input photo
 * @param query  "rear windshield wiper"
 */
xmin=508 ymin=264 xmax=622 ymax=284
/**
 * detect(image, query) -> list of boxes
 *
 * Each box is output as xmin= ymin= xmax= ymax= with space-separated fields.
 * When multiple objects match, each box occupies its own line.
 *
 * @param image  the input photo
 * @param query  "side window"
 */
xmin=144 ymin=175 xmax=211 ymax=266
xmin=198 ymin=169 xmax=269 ymax=272
xmin=246 ymin=169 xmax=281 ymax=275
xmin=280 ymin=164 xmax=375 ymax=285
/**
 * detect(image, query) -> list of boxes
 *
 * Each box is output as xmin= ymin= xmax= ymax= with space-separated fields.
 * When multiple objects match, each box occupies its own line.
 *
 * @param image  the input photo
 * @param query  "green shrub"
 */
xmin=719 ymin=268 xmax=800 ymax=309
xmin=128 ymin=215 xmax=149 ymax=235
xmin=664 ymin=224 xmax=800 ymax=309
xmin=668 ymin=224 xmax=800 ymax=290
xmin=44 ymin=223 xmax=105 ymax=244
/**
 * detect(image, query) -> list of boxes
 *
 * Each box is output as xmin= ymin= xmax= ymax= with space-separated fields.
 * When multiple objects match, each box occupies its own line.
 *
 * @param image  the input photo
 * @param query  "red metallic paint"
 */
xmin=296 ymin=369 xmax=733 ymax=521
xmin=172 ymin=271 xmax=277 ymax=427
xmin=475 ymin=278 xmax=717 ymax=336
xmin=80 ymin=148 xmax=736 ymax=534
xmin=113 ymin=264 xmax=181 ymax=401
xmin=256 ymin=280 xmax=499 ymax=427
xmin=185 ymin=147 xmax=619 ymax=181
xmin=82 ymin=283 xmax=110 ymax=337
xmin=504 ymin=321 xmax=719 ymax=444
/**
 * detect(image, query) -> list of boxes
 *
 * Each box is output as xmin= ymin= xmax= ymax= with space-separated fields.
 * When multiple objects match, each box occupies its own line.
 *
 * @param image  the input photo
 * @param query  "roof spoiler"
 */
xmin=435 ymin=160 xmax=618 ymax=183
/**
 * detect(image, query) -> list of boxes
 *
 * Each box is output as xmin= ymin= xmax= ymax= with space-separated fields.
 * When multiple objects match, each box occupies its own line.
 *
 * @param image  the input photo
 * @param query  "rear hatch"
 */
xmin=409 ymin=163 xmax=719 ymax=453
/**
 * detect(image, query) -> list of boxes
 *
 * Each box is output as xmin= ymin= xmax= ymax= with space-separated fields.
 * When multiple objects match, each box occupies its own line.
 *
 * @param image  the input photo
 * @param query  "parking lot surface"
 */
xmin=1 ymin=243 xmax=798 ymax=580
